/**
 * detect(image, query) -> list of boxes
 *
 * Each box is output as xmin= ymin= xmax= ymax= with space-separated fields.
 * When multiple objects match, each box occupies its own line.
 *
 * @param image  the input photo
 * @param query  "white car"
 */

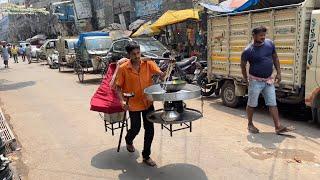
xmin=31 ymin=45 xmax=40 ymax=58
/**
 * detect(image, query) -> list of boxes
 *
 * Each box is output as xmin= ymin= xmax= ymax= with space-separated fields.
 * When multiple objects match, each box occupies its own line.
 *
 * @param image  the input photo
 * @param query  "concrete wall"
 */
xmin=26 ymin=0 xmax=60 ymax=8
xmin=91 ymin=0 xmax=113 ymax=30
xmin=0 ymin=16 xmax=9 ymax=40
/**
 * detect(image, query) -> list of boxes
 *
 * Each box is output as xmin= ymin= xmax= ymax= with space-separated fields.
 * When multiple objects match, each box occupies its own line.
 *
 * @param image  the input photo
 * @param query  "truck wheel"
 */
xmin=221 ymin=81 xmax=240 ymax=108
xmin=313 ymin=108 xmax=320 ymax=126
xmin=318 ymin=108 xmax=320 ymax=126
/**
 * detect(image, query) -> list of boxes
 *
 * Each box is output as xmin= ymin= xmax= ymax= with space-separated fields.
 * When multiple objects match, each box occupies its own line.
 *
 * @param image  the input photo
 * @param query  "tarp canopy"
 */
xmin=251 ymin=0 xmax=305 ymax=9
xmin=30 ymin=34 xmax=47 ymax=41
xmin=200 ymin=0 xmax=259 ymax=13
xmin=76 ymin=32 xmax=109 ymax=47
xmin=129 ymin=19 xmax=146 ymax=31
xmin=131 ymin=21 xmax=161 ymax=37
xmin=201 ymin=0 xmax=305 ymax=13
xmin=151 ymin=9 xmax=200 ymax=29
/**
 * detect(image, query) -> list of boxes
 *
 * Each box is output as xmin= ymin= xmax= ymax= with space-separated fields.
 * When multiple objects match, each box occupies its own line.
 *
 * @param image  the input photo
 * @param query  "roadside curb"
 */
xmin=0 ymin=108 xmax=19 ymax=153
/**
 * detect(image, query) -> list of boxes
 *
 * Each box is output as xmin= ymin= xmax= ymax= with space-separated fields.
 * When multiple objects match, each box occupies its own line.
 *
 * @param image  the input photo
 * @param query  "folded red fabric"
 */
xmin=90 ymin=63 xmax=123 ymax=113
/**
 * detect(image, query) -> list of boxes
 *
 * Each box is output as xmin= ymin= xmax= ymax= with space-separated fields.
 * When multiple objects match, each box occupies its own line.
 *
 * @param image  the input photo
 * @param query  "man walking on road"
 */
xmin=19 ymin=45 xmax=26 ymax=62
xmin=25 ymin=44 xmax=32 ymax=64
xmin=115 ymin=42 xmax=165 ymax=167
xmin=12 ymin=45 xmax=19 ymax=63
xmin=241 ymin=26 xmax=294 ymax=134
xmin=1 ymin=45 xmax=10 ymax=68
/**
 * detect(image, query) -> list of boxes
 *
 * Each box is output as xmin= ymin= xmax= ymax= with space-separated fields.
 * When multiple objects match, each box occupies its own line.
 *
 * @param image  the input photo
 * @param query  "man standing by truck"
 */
xmin=241 ymin=26 xmax=294 ymax=134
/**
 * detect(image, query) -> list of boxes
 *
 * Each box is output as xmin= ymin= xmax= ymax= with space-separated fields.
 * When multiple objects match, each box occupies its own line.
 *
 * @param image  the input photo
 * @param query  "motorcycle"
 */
xmin=157 ymin=55 xmax=206 ymax=84
xmin=48 ymin=50 xmax=59 ymax=69
xmin=175 ymin=57 xmax=217 ymax=97
xmin=196 ymin=67 xmax=217 ymax=97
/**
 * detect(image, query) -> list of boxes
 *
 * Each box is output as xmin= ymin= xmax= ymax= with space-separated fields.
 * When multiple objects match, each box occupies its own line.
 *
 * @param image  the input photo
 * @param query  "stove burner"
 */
xmin=161 ymin=101 xmax=186 ymax=121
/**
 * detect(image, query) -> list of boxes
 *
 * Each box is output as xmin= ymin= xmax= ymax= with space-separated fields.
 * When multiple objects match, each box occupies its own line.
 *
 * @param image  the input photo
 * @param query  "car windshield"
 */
xmin=85 ymin=37 xmax=112 ymax=51
xmin=135 ymin=39 xmax=167 ymax=53
xmin=20 ymin=43 xmax=30 ymax=48
xmin=67 ymin=40 xmax=78 ymax=50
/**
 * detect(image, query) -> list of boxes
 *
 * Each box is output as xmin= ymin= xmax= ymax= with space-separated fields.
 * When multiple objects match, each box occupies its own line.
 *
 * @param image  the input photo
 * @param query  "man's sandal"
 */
xmin=248 ymin=125 xmax=260 ymax=134
xmin=276 ymin=126 xmax=295 ymax=135
xmin=143 ymin=158 xmax=157 ymax=167
xmin=126 ymin=144 xmax=135 ymax=153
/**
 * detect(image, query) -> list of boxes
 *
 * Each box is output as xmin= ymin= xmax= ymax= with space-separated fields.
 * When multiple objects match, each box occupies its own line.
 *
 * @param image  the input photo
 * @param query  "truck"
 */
xmin=205 ymin=0 xmax=320 ymax=123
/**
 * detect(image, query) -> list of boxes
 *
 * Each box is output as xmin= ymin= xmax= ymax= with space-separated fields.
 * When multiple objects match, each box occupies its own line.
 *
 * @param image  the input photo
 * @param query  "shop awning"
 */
xmin=131 ymin=21 xmax=161 ymax=37
xmin=151 ymin=9 xmax=200 ymax=29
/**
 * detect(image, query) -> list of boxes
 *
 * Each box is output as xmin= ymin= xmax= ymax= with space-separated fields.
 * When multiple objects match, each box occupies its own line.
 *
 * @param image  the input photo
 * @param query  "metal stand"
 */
xmin=104 ymin=120 xmax=128 ymax=136
xmin=161 ymin=122 xmax=192 ymax=137
xmin=147 ymin=108 xmax=202 ymax=137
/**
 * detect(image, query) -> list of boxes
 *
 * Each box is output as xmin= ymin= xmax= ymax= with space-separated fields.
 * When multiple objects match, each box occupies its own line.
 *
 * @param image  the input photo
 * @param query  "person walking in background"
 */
xmin=1 ymin=45 xmax=10 ymax=68
xmin=19 ymin=45 xmax=26 ymax=62
xmin=25 ymin=44 xmax=32 ymax=64
xmin=7 ymin=44 xmax=12 ymax=58
xmin=241 ymin=26 xmax=294 ymax=134
xmin=11 ymin=45 xmax=19 ymax=63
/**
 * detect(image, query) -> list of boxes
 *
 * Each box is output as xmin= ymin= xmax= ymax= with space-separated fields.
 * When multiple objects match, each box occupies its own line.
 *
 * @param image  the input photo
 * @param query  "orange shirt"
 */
xmin=116 ymin=60 xmax=161 ymax=111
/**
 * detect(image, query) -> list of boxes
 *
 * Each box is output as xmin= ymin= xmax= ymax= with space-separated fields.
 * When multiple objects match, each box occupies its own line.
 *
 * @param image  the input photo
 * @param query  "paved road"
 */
xmin=0 ymin=61 xmax=320 ymax=180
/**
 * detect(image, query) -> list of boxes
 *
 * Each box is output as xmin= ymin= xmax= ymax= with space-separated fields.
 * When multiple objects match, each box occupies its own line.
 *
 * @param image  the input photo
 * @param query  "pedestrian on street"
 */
xmin=241 ymin=26 xmax=294 ymax=134
xmin=25 ymin=44 xmax=32 ymax=64
xmin=11 ymin=45 xmax=19 ymax=63
xmin=19 ymin=45 xmax=26 ymax=62
xmin=1 ymin=45 xmax=9 ymax=68
xmin=114 ymin=42 xmax=166 ymax=167
xmin=7 ymin=44 xmax=12 ymax=58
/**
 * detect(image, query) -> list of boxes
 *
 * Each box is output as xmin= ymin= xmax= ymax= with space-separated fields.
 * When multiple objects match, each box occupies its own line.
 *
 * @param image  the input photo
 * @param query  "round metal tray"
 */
xmin=146 ymin=108 xmax=203 ymax=124
xmin=144 ymin=84 xmax=201 ymax=102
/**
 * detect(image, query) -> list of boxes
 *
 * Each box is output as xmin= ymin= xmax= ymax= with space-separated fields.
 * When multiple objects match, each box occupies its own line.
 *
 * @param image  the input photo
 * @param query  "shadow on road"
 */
xmin=79 ymin=78 xmax=102 ymax=85
xmin=209 ymin=100 xmax=320 ymax=140
xmin=0 ymin=81 xmax=36 ymax=91
xmin=247 ymin=132 xmax=296 ymax=149
xmin=91 ymin=148 xmax=208 ymax=180
xmin=57 ymin=70 xmax=75 ymax=74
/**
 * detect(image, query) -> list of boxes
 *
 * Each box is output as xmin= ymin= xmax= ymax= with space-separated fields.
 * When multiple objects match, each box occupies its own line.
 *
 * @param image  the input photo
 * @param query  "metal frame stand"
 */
xmin=104 ymin=119 xmax=128 ymax=136
xmin=161 ymin=122 xmax=192 ymax=137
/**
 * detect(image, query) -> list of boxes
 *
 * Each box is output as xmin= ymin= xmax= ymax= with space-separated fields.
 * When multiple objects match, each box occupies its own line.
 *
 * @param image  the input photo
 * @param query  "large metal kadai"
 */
xmin=144 ymin=84 xmax=201 ymax=102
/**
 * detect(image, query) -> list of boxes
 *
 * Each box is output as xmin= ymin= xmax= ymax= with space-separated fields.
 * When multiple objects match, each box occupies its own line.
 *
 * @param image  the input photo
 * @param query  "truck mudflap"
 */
xmin=277 ymin=86 xmax=305 ymax=104
xmin=234 ymin=81 xmax=247 ymax=96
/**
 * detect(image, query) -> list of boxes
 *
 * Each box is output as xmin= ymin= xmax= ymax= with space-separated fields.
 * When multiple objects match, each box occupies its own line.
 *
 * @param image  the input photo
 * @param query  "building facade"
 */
xmin=90 ymin=0 xmax=113 ymax=30
xmin=134 ymin=0 xmax=194 ymax=21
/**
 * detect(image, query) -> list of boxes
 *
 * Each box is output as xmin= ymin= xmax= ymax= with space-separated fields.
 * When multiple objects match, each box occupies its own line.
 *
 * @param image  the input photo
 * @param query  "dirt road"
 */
xmin=0 ymin=62 xmax=319 ymax=180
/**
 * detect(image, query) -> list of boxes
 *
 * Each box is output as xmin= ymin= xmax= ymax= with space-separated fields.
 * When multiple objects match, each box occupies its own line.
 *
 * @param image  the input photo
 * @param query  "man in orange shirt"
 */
xmin=115 ymin=42 xmax=165 ymax=167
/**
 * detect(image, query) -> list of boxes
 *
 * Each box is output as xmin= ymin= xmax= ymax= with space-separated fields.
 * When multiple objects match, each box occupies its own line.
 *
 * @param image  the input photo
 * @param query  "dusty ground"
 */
xmin=0 ymin=60 xmax=319 ymax=180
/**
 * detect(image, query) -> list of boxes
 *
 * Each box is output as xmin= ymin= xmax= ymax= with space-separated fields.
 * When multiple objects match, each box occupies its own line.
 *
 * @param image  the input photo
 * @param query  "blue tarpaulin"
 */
xmin=76 ymin=32 xmax=109 ymax=47
xmin=200 ymin=0 xmax=260 ymax=13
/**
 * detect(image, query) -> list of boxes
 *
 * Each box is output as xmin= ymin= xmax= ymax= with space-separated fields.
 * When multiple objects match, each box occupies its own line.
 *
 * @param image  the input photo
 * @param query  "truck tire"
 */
xmin=311 ymin=107 xmax=320 ymax=125
xmin=318 ymin=108 xmax=320 ymax=126
xmin=221 ymin=81 xmax=240 ymax=108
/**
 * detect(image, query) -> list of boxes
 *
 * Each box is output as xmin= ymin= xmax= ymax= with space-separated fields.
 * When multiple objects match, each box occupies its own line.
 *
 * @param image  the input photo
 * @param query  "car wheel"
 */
xmin=221 ymin=81 xmax=240 ymax=108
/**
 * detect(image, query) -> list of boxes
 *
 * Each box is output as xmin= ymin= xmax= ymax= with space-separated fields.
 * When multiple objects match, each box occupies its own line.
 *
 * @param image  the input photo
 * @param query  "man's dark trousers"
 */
xmin=125 ymin=106 xmax=155 ymax=159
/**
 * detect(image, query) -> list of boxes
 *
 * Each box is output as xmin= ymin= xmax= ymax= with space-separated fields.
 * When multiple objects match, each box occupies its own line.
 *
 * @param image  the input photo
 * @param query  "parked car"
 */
xmin=38 ymin=39 xmax=58 ymax=62
xmin=107 ymin=37 xmax=169 ymax=61
xmin=31 ymin=45 xmax=40 ymax=58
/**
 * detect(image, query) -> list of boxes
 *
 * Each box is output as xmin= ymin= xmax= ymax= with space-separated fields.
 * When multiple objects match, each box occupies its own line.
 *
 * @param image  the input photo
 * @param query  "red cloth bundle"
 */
xmin=90 ymin=63 xmax=123 ymax=114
